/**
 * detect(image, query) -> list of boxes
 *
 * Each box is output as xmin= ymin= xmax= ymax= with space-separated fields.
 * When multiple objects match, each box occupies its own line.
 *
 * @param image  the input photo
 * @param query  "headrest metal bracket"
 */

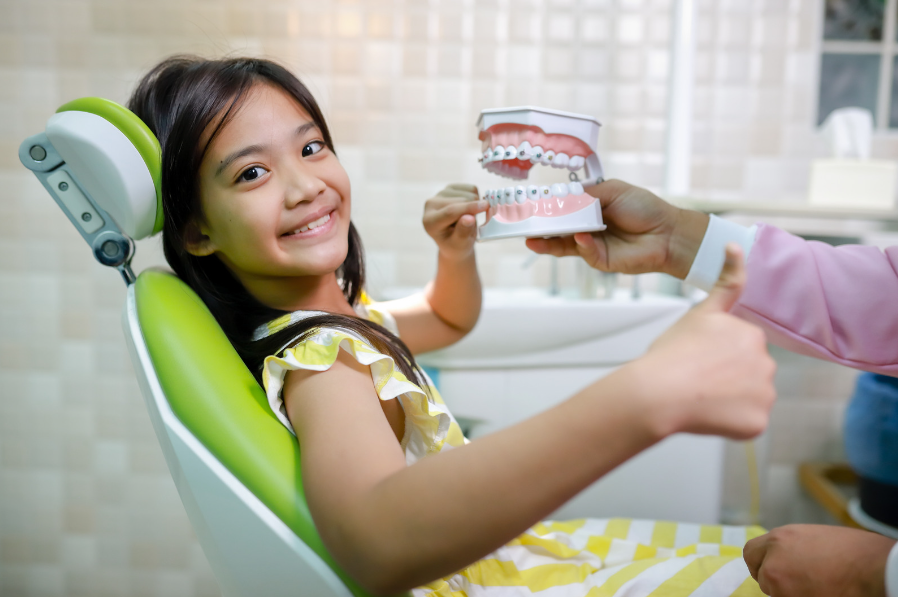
xmin=19 ymin=132 xmax=137 ymax=286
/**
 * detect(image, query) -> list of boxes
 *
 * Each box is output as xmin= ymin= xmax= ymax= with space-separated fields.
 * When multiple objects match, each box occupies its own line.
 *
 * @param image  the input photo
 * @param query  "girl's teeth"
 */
xmin=293 ymin=213 xmax=331 ymax=235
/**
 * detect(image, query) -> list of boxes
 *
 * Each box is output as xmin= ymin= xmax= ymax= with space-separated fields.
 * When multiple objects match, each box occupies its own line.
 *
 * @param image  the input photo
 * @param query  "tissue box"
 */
xmin=808 ymin=159 xmax=898 ymax=210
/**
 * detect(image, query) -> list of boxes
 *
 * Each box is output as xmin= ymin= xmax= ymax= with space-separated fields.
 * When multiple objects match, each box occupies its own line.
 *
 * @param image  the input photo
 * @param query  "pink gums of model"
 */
xmin=476 ymin=107 xmax=607 ymax=241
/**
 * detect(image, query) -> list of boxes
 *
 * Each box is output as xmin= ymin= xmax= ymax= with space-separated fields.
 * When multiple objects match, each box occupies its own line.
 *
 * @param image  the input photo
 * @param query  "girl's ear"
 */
xmin=183 ymin=221 xmax=217 ymax=257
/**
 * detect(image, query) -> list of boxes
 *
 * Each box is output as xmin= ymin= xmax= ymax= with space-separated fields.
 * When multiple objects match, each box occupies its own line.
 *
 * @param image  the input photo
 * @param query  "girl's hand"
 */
xmin=525 ymin=179 xmax=709 ymax=279
xmin=423 ymin=184 xmax=489 ymax=261
xmin=632 ymin=244 xmax=777 ymax=440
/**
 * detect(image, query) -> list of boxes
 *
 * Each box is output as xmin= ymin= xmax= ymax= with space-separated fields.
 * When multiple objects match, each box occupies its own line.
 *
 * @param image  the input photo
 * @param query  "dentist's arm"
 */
xmin=380 ymin=184 xmax=487 ymax=354
xmin=528 ymin=179 xmax=898 ymax=375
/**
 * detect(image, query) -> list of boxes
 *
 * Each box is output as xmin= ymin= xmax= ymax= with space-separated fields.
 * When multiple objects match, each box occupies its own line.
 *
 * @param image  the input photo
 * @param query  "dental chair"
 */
xmin=19 ymin=98 xmax=386 ymax=597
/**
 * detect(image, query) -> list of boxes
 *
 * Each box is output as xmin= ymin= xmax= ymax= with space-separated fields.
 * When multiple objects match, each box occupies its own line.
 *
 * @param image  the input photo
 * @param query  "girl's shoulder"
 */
xmin=257 ymin=300 xmax=467 ymax=459
xmin=355 ymin=291 xmax=399 ymax=336
xmin=256 ymin=300 xmax=408 ymax=434
xmin=251 ymin=293 xmax=398 ymax=342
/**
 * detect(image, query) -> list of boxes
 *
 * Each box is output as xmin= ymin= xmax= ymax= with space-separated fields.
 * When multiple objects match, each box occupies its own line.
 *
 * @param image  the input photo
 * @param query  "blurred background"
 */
xmin=1 ymin=0 xmax=895 ymax=595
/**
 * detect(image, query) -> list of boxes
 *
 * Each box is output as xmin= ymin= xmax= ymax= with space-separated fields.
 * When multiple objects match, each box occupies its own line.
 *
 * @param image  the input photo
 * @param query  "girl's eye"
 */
xmin=238 ymin=166 xmax=268 ymax=183
xmin=302 ymin=141 xmax=325 ymax=157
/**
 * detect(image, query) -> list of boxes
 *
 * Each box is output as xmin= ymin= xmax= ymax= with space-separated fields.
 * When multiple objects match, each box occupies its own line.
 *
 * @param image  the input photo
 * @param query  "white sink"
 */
xmin=416 ymin=288 xmax=692 ymax=369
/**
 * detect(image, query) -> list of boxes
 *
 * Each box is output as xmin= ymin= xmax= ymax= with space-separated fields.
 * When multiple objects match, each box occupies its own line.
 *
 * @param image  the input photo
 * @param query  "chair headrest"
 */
xmin=47 ymin=98 xmax=162 ymax=239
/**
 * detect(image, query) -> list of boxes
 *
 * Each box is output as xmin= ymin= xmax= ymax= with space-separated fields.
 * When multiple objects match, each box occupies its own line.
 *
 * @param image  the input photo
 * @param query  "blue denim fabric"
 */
xmin=844 ymin=373 xmax=898 ymax=486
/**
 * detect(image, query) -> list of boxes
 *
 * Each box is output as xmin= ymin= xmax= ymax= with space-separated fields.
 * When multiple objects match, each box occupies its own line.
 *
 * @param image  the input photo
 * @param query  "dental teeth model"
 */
xmin=476 ymin=106 xmax=607 ymax=242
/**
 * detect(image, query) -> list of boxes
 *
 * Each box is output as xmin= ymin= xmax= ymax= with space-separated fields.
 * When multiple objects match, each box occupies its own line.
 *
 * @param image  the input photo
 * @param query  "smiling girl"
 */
xmin=127 ymin=56 xmax=775 ymax=597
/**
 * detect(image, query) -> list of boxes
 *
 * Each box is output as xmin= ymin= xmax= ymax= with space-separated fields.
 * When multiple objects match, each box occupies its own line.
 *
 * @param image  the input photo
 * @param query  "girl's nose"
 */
xmin=284 ymin=165 xmax=326 ymax=208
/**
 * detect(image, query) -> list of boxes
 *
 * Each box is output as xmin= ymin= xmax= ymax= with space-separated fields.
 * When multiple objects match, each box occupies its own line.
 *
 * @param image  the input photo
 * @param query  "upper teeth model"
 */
xmin=476 ymin=106 xmax=607 ymax=242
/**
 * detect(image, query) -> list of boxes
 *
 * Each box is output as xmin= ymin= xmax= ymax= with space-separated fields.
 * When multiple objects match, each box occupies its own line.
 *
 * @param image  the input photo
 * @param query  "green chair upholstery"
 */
xmin=23 ymin=95 xmax=398 ymax=597
xmin=135 ymin=269 xmax=375 ymax=597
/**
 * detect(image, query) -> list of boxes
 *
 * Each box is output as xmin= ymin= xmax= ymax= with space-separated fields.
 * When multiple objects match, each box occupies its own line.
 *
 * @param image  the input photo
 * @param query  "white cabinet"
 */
xmin=418 ymin=289 xmax=725 ymax=524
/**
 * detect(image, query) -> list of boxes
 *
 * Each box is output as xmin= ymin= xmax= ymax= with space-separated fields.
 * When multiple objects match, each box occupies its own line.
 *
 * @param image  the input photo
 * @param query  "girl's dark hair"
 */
xmin=128 ymin=55 xmax=425 ymax=388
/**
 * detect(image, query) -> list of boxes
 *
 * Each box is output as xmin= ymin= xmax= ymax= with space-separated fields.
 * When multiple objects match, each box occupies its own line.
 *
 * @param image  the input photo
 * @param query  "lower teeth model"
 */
xmin=476 ymin=106 xmax=607 ymax=242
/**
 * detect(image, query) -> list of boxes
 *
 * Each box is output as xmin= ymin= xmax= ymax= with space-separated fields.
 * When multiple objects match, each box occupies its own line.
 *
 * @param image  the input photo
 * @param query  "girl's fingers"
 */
xmin=433 ymin=190 xmax=482 ymax=204
xmin=425 ymin=199 xmax=489 ymax=230
xmin=695 ymin=243 xmax=746 ymax=314
xmin=435 ymin=183 xmax=481 ymax=202
xmin=456 ymin=213 xmax=477 ymax=231
xmin=439 ymin=188 xmax=479 ymax=196
xmin=445 ymin=183 xmax=479 ymax=194
xmin=449 ymin=213 xmax=478 ymax=242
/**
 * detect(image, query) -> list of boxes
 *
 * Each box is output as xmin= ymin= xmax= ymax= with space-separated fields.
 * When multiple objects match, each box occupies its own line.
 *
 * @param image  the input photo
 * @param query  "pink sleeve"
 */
xmin=731 ymin=224 xmax=898 ymax=375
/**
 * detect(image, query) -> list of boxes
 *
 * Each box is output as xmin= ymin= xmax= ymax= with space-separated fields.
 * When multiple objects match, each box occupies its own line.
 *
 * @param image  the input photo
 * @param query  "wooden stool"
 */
xmin=798 ymin=462 xmax=864 ymax=529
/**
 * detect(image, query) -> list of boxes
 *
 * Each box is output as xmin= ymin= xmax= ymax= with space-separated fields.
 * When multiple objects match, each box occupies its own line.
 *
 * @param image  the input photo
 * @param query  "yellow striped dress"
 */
xmin=259 ymin=302 xmax=767 ymax=597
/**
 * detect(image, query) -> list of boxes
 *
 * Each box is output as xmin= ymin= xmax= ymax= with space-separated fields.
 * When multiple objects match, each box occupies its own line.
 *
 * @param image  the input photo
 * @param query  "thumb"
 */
xmin=697 ymin=243 xmax=746 ymax=313
xmin=573 ymin=233 xmax=607 ymax=270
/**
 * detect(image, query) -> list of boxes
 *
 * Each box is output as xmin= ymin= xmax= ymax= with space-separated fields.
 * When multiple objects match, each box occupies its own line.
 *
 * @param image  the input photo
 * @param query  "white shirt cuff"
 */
xmin=683 ymin=214 xmax=757 ymax=292
xmin=887 ymin=542 xmax=898 ymax=597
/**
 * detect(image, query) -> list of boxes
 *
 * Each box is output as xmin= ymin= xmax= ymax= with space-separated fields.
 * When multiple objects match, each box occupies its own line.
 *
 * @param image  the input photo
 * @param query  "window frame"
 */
xmin=820 ymin=0 xmax=898 ymax=129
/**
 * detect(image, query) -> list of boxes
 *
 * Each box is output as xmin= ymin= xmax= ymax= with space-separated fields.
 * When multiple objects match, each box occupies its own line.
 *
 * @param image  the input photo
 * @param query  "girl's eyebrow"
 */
xmin=215 ymin=122 xmax=320 ymax=177
xmin=216 ymin=143 xmax=265 ymax=177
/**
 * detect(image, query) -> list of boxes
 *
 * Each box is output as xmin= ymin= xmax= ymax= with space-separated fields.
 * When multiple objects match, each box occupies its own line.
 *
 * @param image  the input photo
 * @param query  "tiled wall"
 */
xmin=0 ymin=0 xmax=868 ymax=595
xmin=692 ymin=0 xmax=898 ymax=202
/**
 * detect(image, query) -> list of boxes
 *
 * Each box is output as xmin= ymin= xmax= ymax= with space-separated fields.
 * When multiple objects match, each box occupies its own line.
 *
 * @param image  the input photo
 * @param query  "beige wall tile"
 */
xmin=0 ymin=1 xmax=857 ymax=593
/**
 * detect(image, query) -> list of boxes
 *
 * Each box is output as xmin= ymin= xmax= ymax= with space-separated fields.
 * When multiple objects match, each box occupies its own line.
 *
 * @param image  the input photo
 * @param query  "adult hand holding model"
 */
xmin=525 ymin=179 xmax=708 ymax=278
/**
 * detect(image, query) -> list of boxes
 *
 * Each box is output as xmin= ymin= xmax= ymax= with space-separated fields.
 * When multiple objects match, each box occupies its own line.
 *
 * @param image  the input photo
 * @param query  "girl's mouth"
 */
xmin=281 ymin=211 xmax=335 ymax=239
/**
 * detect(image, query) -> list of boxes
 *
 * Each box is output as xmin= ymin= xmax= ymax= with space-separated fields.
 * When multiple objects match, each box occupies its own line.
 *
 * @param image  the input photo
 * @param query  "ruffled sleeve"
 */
xmin=354 ymin=293 xmax=400 ymax=336
xmin=261 ymin=327 xmax=467 ymax=464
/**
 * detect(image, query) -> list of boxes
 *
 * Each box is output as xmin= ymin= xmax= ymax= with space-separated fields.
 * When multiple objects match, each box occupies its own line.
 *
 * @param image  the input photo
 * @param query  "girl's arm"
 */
xmin=284 ymin=247 xmax=776 ymax=596
xmin=379 ymin=184 xmax=487 ymax=354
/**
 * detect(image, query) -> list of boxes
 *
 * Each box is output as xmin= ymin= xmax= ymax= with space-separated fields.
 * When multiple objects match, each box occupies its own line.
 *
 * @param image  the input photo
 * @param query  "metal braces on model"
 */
xmin=476 ymin=106 xmax=607 ymax=242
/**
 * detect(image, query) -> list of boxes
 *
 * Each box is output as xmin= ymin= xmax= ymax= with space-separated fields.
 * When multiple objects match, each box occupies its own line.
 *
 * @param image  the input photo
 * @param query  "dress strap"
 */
xmin=252 ymin=310 xmax=329 ymax=341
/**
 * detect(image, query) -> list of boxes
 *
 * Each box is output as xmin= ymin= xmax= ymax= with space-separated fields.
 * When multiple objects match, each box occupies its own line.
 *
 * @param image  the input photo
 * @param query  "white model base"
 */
xmin=478 ymin=201 xmax=606 ymax=242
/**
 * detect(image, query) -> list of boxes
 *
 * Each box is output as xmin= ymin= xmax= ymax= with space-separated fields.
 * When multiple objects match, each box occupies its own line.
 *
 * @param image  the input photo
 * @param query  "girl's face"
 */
xmin=191 ymin=83 xmax=351 ymax=290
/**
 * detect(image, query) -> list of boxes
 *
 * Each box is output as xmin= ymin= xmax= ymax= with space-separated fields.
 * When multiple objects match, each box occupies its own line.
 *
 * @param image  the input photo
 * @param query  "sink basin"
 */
xmin=412 ymin=288 xmax=692 ymax=369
